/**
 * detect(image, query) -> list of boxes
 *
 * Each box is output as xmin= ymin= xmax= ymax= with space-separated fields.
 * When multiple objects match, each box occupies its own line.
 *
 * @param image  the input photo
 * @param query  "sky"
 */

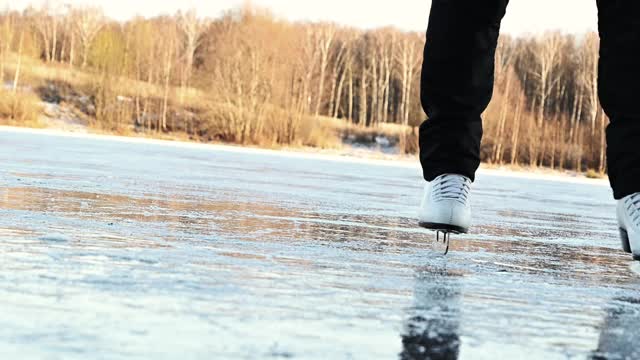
xmin=7 ymin=0 xmax=598 ymax=35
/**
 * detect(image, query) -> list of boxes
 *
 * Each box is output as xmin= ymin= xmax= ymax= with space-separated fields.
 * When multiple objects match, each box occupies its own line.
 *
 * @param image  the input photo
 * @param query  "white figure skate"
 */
xmin=618 ymin=192 xmax=640 ymax=260
xmin=418 ymin=174 xmax=472 ymax=254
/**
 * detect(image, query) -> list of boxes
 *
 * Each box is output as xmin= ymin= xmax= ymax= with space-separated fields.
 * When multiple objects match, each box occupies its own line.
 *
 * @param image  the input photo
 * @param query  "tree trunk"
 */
xmin=12 ymin=31 xmax=24 ymax=93
xmin=51 ymin=18 xmax=58 ymax=62
xmin=348 ymin=65 xmax=354 ymax=123
xmin=43 ymin=35 xmax=51 ymax=62
xmin=370 ymin=56 xmax=378 ymax=126
xmin=359 ymin=62 xmax=367 ymax=127
xmin=599 ymin=107 xmax=607 ymax=173
xmin=382 ymin=72 xmax=390 ymax=124
xmin=162 ymin=48 xmax=172 ymax=132
xmin=315 ymin=53 xmax=328 ymax=117
xmin=328 ymin=67 xmax=338 ymax=118
xmin=494 ymin=69 xmax=513 ymax=163
xmin=333 ymin=66 xmax=346 ymax=119
xmin=575 ymin=120 xmax=582 ymax=172
xmin=69 ymin=31 xmax=75 ymax=67
xmin=510 ymin=98 xmax=522 ymax=165
xmin=404 ymin=68 xmax=414 ymax=126
xmin=82 ymin=44 xmax=89 ymax=68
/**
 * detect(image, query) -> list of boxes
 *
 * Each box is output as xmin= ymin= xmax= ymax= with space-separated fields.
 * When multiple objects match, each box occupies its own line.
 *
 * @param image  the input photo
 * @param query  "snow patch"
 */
xmin=39 ymin=102 xmax=88 ymax=133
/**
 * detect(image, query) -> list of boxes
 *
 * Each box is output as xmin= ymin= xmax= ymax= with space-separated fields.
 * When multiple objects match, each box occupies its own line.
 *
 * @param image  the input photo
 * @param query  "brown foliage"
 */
xmin=0 ymin=88 xmax=42 ymax=126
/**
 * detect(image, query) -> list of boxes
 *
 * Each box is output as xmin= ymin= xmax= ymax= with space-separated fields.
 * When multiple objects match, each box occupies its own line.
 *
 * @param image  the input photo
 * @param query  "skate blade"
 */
xmin=620 ymin=228 xmax=632 ymax=254
xmin=619 ymin=228 xmax=640 ymax=261
xmin=418 ymin=224 xmax=466 ymax=256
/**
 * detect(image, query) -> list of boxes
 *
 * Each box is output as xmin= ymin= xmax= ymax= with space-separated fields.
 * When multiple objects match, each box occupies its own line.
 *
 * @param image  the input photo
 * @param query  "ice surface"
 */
xmin=0 ymin=128 xmax=638 ymax=359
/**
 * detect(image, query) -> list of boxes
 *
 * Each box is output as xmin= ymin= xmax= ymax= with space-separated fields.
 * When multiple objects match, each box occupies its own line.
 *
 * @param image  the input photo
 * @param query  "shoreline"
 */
xmin=0 ymin=125 xmax=609 ymax=187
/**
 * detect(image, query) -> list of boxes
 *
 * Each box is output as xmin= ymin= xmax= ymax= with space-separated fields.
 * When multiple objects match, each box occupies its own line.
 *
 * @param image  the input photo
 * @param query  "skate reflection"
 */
xmin=590 ymin=297 xmax=640 ymax=360
xmin=400 ymin=265 xmax=461 ymax=360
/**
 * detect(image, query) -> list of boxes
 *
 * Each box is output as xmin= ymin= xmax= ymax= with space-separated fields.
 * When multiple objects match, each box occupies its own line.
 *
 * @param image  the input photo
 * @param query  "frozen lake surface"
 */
xmin=1 ymin=128 xmax=639 ymax=359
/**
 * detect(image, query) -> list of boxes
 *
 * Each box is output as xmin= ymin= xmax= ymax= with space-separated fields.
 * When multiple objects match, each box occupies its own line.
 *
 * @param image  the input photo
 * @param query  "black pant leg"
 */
xmin=598 ymin=0 xmax=640 ymax=199
xmin=419 ymin=0 xmax=509 ymax=182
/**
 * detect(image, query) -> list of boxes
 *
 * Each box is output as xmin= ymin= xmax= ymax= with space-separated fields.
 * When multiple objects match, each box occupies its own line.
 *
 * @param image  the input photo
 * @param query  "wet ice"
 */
xmin=0 ymin=128 xmax=638 ymax=359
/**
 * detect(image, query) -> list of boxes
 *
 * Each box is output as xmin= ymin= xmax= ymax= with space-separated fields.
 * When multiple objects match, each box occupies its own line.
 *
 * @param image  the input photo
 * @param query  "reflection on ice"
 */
xmin=401 ymin=265 xmax=461 ymax=360
xmin=590 ymin=297 xmax=640 ymax=360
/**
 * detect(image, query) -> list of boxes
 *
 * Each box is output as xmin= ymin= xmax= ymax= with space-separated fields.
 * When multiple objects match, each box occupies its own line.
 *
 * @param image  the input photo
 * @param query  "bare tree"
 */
xmin=13 ymin=30 xmax=25 ymax=92
xmin=528 ymin=32 xmax=564 ymax=166
xmin=579 ymin=33 xmax=599 ymax=138
xmin=178 ymin=10 xmax=206 ymax=97
xmin=530 ymin=32 xmax=563 ymax=127
xmin=72 ymin=7 xmax=105 ymax=68
xmin=396 ymin=34 xmax=421 ymax=126
xmin=328 ymin=32 xmax=349 ymax=118
xmin=312 ymin=24 xmax=336 ymax=117
xmin=492 ymin=37 xmax=518 ymax=164
xmin=0 ymin=11 xmax=15 ymax=84
xmin=379 ymin=30 xmax=395 ymax=124
xmin=368 ymin=28 xmax=395 ymax=126
xmin=358 ymin=39 xmax=368 ymax=126
xmin=161 ymin=23 xmax=178 ymax=131
xmin=493 ymin=67 xmax=514 ymax=163
xmin=29 ymin=3 xmax=53 ymax=62
xmin=509 ymin=80 xmax=526 ymax=166
xmin=49 ymin=2 xmax=63 ymax=62
xmin=337 ymin=33 xmax=357 ymax=122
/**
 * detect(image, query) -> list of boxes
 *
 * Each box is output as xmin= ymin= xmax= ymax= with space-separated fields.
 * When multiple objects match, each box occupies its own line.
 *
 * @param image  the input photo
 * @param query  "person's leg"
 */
xmin=419 ymin=0 xmax=509 ymax=182
xmin=598 ymin=0 xmax=640 ymax=200
xmin=417 ymin=0 xmax=509 ymax=233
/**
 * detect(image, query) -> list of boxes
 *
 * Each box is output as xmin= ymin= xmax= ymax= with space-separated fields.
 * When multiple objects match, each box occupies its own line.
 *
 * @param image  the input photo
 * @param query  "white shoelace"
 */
xmin=625 ymin=193 xmax=640 ymax=227
xmin=432 ymin=174 xmax=471 ymax=205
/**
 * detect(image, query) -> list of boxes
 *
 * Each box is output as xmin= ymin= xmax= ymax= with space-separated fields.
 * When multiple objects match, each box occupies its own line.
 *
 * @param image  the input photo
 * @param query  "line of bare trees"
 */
xmin=486 ymin=31 xmax=606 ymax=173
xmin=0 ymin=3 xmax=611 ymax=173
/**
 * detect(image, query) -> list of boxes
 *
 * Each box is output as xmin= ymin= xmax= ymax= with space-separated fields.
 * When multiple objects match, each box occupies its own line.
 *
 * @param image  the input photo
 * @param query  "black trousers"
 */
xmin=420 ymin=0 xmax=640 ymax=200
